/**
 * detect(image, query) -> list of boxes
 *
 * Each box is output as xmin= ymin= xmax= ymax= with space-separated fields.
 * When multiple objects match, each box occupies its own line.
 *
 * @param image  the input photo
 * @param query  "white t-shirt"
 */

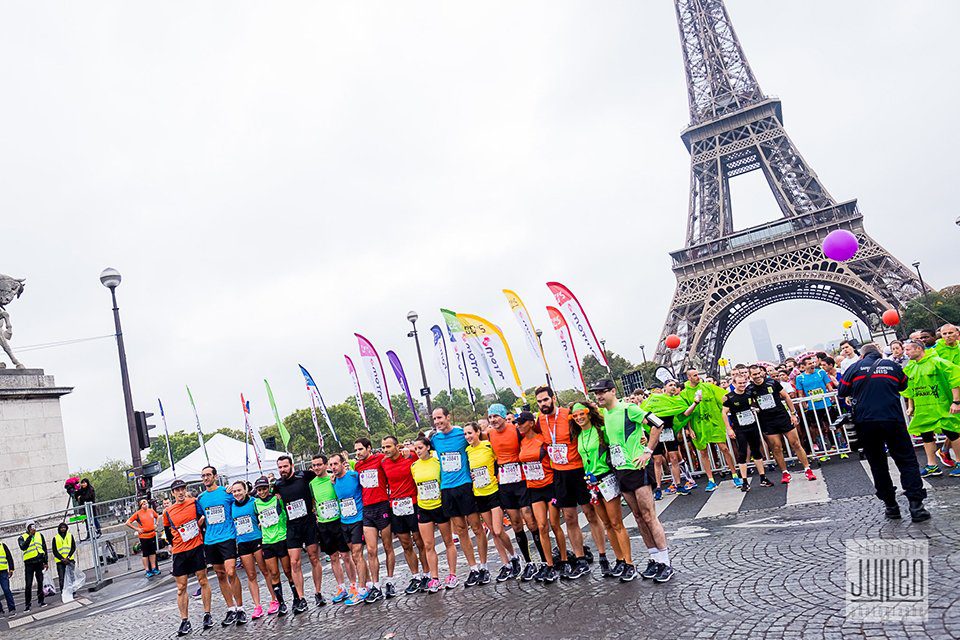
xmin=838 ymin=356 xmax=857 ymax=376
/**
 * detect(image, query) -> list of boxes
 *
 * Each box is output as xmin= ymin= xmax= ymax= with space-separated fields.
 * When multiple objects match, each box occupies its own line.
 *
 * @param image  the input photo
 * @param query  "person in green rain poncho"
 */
xmin=902 ymin=339 xmax=960 ymax=478
xmin=640 ymin=381 xmax=697 ymax=497
xmin=679 ymin=369 xmax=738 ymax=492
xmin=932 ymin=324 xmax=960 ymax=469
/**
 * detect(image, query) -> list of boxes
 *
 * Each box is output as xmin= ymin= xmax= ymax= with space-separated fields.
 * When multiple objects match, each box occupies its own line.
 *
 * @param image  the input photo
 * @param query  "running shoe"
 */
xmin=683 ymin=480 xmax=698 ymax=491
xmin=676 ymin=484 xmax=692 ymax=496
xmin=949 ymin=466 xmax=960 ymax=478
xmin=384 ymin=582 xmax=397 ymax=599
xmin=364 ymin=586 xmax=384 ymax=603
xmin=654 ymin=564 xmax=675 ymax=583
xmin=936 ymin=447 xmax=957 ymax=469
xmin=144 ymin=570 xmax=153 ymax=578
xmin=404 ymin=578 xmax=421 ymax=595
xmin=177 ymin=620 xmax=193 ymax=637
xmin=202 ymin=613 xmax=214 ymax=630
xmin=509 ymin=556 xmax=522 ymax=578
xmin=839 ymin=453 xmax=849 ymax=459
xmin=804 ymin=468 xmax=817 ymax=481
xmin=426 ymin=578 xmax=441 ymax=593
xmin=542 ymin=565 xmax=559 ymax=583
xmin=781 ymin=471 xmax=792 ymax=484
xmin=759 ymin=477 xmax=774 ymax=488
xmin=704 ymin=480 xmax=718 ymax=492
xmin=418 ymin=576 xmax=430 ymax=592
xmin=654 ymin=487 xmax=663 ymax=501
xmin=345 ymin=590 xmax=366 ymax=607
xmin=293 ymin=597 xmax=308 ymax=614
xmin=610 ymin=559 xmax=626 ymax=578
xmin=444 ymin=574 xmax=459 ymax=589
xmin=740 ymin=480 xmax=750 ymax=493
xmin=235 ymin=609 xmax=248 ymax=625
xmin=277 ymin=602 xmax=289 ymax=616
xmin=664 ymin=485 xmax=678 ymax=496
xmin=520 ymin=563 xmax=537 ymax=582
xmin=465 ymin=570 xmax=480 ymax=587
xmin=192 ymin=586 xmax=202 ymax=599
xmin=732 ymin=477 xmax=743 ymax=489
xmin=478 ymin=567 xmax=491 ymax=584
xmin=267 ymin=600 xmax=280 ymax=615
xmin=331 ymin=587 xmax=349 ymax=604
xmin=570 ymin=558 xmax=590 ymax=579
xmin=559 ymin=561 xmax=573 ymax=580
xmin=251 ymin=605 xmax=264 ymax=619
xmin=533 ymin=564 xmax=547 ymax=582
xmin=496 ymin=565 xmax=512 ymax=582
xmin=221 ymin=611 xmax=236 ymax=627
xmin=920 ymin=464 xmax=941 ymax=478
xmin=640 ymin=559 xmax=659 ymax=580
xmin=599 ymin=557 xmax=612 ymax=578
xmin=619 ymin=564 xmax=637 ymax=583
xmin=818 ymin=455 xmax=829 ymax=463
xmin=315 ymin=592 xmax=327 ymax=607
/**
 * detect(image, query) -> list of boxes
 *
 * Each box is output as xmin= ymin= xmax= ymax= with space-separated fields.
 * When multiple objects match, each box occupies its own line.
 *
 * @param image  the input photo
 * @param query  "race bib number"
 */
xmin=440 ymin=452 xmax=462 ymax=473
xmin=522 ymin=461 xmax=545 ymax=481
xmin=359 ymin=469 xmax=380 ymax=488
xmin=286 ymin=498 xmax=308 ymax=520
xmin=339 ymin=497 xmax=358 ymax=518
xmin=471 ymin=466 xmax=492 ymax=489
xmin=736 ymin=410 xmax=756 ymax=426
xmin=598 ymin=474 xmax=620 ymax=501
xmin=259 ymin=507 xmax=280 ymax=528
xmin=809 ymin=389 xmax=825 ymax=400
xmin=418 ymin=480 xmax=440 ymax=501
xmin=499 ymin=463 xmax=522 ymax=484
xmin=205 ymin=505 xmax=225 ymax=525
xmin=178 ymin=519 xmax=200 ymax=542
xmin=610 ymin=444 xmax=627 ymax=468
xmin=234 ymin=515 xmax=254 ymax=536
xmin=319 ymin=500 xmax=339 ymax=521
xmin=547 ymin=444 xmax=569 ymax=465
xmin=757 ymin=394 xmax=776 ymax=411
xmin=659 ymin=428 xmax=675 ymax=443
xmin=391 ymin=497 xmax=414 ymax=516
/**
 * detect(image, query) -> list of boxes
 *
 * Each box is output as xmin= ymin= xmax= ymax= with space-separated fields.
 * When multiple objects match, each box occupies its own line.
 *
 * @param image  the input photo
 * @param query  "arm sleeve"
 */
xmin=17 ymin=535 xmax=27 ymax=551
xmin=3 ymin=544 xmax=13 ymax=572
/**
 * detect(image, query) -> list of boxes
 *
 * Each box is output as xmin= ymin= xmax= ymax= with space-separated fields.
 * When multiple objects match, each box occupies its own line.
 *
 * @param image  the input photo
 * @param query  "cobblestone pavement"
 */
xmin=4 ymin=457 xmax=959 ymax=640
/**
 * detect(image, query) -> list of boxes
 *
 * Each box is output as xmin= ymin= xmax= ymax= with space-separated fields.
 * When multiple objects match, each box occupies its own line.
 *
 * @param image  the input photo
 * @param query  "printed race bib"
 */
xmin=234 ymin=515 xmax=254 ymax=536
xmin=598 ymin=474 xmax=620 ymax=501
xmin=610 ymin=444 xmax=627 ymax=468
xmin=499 ymin=463 xmax=522 ymax=484
xmin=440 ymin=452 xmax=462 ymax=473
xmin=736 ymin=410 xmax=756 ymax=426
xmin=339 ymin=497 xmax=358 ymax=518
xmin=471 ymin=466 xmax=492 ymax=489
xmin=286 ymin=498 xmax=308 ymax=520
xmin=205 ymin=505 xmax=225 ymax=525
xmin=418 ymin=480 xmax=440 ymax=501
xmin=522 ymin=461 xmax=545 ymax=481
xmin=178 ymin=519 xmax=200 ymax=542
xmin=319 ymin=500 xmax=339 ymax=521
xmin=659 ymin=428 xmax=675 ymax=443
xmin=547 ymin=444 xmax=569 ymax=465
xmin=259 ymin=507 xmax=280 ymax=527
xmin=809 ymin=389 xmax=825 ymax=400
xmin=359 ymin=469 xmax=380 ymax=488
xmin=757 ymin=394 xmax=776 ymax=411
xmin=391 ymin=497 xmax=414 ymax=516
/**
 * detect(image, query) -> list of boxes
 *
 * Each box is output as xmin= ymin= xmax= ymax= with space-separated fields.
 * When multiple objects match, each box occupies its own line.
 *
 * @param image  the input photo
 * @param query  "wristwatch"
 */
xmin=952 ymin=401 xmax=960 ymax=405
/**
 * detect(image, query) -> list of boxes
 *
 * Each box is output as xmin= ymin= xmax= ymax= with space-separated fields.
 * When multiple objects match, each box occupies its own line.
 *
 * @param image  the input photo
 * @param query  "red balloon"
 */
xmin=882 ymin=309 xmax=900 ymax=327
xmin=665 ymin=334 xmax=681 ymax=350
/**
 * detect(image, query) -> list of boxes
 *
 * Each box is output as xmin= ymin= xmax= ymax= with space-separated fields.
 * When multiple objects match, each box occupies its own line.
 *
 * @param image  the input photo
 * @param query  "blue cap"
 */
xmin=487 ymin=403 xmax=507 ymax=418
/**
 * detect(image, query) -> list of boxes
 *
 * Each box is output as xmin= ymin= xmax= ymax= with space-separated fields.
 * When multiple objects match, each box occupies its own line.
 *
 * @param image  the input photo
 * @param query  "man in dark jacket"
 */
xmin=0 ymin=539 xmax=15 ymax=617
xmin=838 ymin=343 xmax=929 ymax=522
xmin=17 ymin=521 xmax=48 ymax=611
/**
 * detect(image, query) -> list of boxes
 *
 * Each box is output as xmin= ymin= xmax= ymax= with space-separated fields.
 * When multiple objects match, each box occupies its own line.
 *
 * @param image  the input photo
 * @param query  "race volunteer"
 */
xmin=380 ymin=436 xmax=429 ymax=595
xmin=163 ymin=479 xmax=212 ymax=636
xmin=17 ymin=521 xmax=46 ymax=612
xmin=354 ymin=437 xmax=394 ymax=602
xmin=0 ymin=539 xmax=15 ymax=617
xmin=197 ymin=466 xmax=243 ymax=626
xmin=309 ymin=454 xmax=357 ymax=605
xmin=274 ymin=455 xmax=325 ymax=613
xmin=125 ymin=498 xmax=161 ymax=577
xmin=52 ymin=522 xmax=77 ymax=592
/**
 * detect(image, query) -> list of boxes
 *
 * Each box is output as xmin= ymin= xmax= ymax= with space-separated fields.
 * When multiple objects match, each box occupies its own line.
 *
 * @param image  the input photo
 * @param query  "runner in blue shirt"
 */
xmin=793 ymin=357 xmax=836 ymax=459
xmin=197 ymin=466 xmax=243 ymax=625
xmin=331 ymin=455 xmax=369 ymax=605
xmin=229 ymin=480 xmax=268 ymax=621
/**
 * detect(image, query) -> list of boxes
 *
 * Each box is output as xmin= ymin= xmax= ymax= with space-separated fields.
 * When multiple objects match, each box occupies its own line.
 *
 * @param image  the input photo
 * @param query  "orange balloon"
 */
xmin=665 ymin=334 xmax=681 ymax=350
xmin=882 ymin=309 xmax=900 ymax=327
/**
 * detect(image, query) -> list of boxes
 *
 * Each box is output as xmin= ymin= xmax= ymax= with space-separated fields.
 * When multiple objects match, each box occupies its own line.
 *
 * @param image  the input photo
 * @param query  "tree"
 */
xmin=581 ymin=350 xmax=638 ymax=388
xmin=902 ymin=288 xmax=960 ymax=336
xmin=71 ymin=459 xmax=132 ymax=502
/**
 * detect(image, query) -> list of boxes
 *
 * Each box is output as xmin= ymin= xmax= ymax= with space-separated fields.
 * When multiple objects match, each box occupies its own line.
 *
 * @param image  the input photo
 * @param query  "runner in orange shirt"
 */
xmin=125 ymin=498 xmax=161 ymax=577
xmin=163 ymin=479 xmax=212 ymax=636
xmin=517 ymin=411 xmax=563 ymax=584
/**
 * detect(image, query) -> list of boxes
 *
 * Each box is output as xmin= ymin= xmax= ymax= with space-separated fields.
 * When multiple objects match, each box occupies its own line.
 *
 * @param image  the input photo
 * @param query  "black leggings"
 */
xmin=920 ymin=430 xmax=959 ymax=443
xmin=733 ymin=428 xmax=764 ymax=464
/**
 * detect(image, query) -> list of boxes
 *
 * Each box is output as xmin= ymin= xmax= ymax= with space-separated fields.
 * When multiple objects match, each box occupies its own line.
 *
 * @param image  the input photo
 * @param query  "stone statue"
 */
xmin=0 ymin=274 xmax=26 ymax=369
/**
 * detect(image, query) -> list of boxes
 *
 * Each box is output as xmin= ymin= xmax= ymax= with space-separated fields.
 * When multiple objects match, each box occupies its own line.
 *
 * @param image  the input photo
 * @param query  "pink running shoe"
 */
xmin=444 ymin=574 xmax=459 ymax=589
xmin=251 ymin=605 xmax=264 ymax=620
xmin=267 ymin=600 xmax=280 ymax=615
xmin=781 ymin=471 xmax=791 ymax=484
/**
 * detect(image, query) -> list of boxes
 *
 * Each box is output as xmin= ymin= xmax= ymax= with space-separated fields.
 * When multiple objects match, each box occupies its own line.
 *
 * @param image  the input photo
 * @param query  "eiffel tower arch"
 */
xmin=655 ymin=0 xmax=921 ymax=371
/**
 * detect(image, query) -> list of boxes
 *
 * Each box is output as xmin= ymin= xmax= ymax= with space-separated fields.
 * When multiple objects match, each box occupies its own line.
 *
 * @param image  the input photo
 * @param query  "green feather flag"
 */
xmin=264 ymin=379 xmax=291 ymax=451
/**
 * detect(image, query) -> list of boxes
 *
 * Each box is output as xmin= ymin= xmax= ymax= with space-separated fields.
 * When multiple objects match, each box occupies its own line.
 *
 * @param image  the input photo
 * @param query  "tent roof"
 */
xmin=152 ymin=433 xmax=286 ymax=490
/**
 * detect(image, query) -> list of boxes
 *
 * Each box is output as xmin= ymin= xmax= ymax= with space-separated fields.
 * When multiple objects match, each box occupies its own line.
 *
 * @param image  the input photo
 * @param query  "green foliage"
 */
xmin=902 ymin=289 xmax=960 ymax=336
xmin=70 ymin=459 xmax=132 ymax=502
xmin=581 ymin=350 xmax=638 ymax=389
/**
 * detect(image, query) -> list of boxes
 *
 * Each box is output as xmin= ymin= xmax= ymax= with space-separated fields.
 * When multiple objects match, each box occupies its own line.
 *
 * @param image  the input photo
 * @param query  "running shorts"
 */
xmin=498 ymin=481 xmax=530 ymax=510
xmin=474 ymin=491 xmax=501 ymax=513
xmin=261 ymin=541 xmax=288 ymax=560
xmin=341 ymin=521 xmax=364 ymax=546
xmin=140 ymin=536 xmax=157 ymax=558
xmin=441 ymin=483 xmax=478 ymax=518
xmin=317 ymin=520 xmax=350 ymax=555
xmin=733 ymin=428 xmax=764 ymax=464
xmin=390 ymin=509 xmax=419 ymax=535
xmin=552 ymin=468 xmax=591 ymax=508
xmin=285 ymin=518 xmax=318 ymax=549
xmin=237 ymin=539 xmax=262 ymax=557
xmin=921 ymin=430 xmax=960 ymax=443
xmin=615 ymin=466 xmax=655 ymax=493
xmin=362 ymin=501 xmax=392 ymax=531
xmin=653 ymin=428 xmax=681 ymax=455
xmin=759 ymin=416 xmax=794 ymax=436
xmin=527 ymin=484 xmax=555 ymax=506
xmin=172 ymin=546 xmax=207 ymax=577
xmin=417 ymin=505 xmax=449 ymax=525
xmin=203 ymin=540 xmax=237 ymax=565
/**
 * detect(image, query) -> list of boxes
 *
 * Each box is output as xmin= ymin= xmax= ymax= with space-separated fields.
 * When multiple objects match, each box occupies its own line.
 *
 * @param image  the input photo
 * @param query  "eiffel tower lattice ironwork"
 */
xmin=655 ymin=0 xmax=922 ymax=370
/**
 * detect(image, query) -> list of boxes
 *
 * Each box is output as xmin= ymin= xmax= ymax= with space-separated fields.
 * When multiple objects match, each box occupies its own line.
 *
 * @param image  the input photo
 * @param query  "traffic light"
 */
xmin=134 ymin=410 xmax=156 ymax=451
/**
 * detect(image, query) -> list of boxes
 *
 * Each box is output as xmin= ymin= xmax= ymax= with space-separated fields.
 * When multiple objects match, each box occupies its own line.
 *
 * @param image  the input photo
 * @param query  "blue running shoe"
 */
xmin=654 ymin=487 xmax=662 ymax=501
xmin=676 ymin=484 xmax=691 ymax=496
xmin=345 ymin=590 xmax=367 ymax=606
xmin=948 ymin=466 xmax=960 ymax=478
xmin=705 ymin=480 xmax=718 ymax=492
xmin=732 ymin=477 xmax=743 ymax=489
xmin=331 ymin=586 xmax=349 ymax=604
xmin=920 ymin=465 xmax=942 ymax=478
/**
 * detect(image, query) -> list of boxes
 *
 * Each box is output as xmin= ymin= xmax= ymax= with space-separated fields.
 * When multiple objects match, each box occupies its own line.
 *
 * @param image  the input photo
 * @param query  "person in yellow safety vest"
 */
xmin=0 ymin=540 xmax=16 ymax=617
xmin=53 ymin=522 xmax=78 ymax=592
xmin=17 ymin=521 xmax=48 ymax=612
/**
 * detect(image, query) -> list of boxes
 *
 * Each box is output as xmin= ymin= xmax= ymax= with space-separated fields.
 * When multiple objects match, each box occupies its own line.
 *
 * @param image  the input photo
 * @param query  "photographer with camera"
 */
xmin=838 ymin=343 xmax=929 ymax=522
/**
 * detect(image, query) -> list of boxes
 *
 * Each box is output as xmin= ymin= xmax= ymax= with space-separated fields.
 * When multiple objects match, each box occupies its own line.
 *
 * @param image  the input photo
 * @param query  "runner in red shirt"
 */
xmin=380 ymin=436 xmax=429 ymax=594
xmin=353 ymin=437 xmax=393 ymax=602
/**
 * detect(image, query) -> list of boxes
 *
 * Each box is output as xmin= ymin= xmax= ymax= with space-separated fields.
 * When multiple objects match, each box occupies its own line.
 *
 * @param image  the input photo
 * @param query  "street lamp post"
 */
xmin=534 ymin=329 xmax=553 ymax=388
xmin=912 ymin=261 xmax=928 ymax=296
xmin=639 ymin=344 xmax=647 ymax=363
xmin=100 ymin=268 xmax=141 ymax=484
xmin=406 ymin=311 xmax=432 ymax=416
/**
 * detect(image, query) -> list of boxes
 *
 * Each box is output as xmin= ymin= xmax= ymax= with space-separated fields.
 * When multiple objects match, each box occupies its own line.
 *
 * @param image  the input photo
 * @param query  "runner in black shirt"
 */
xmin=273 ymin=456 xmax=325 ymax=613
xmin=746 ymin=364 xmax=815 ymax=484
xmin=723 ymin=374 xmax=773 ymax=492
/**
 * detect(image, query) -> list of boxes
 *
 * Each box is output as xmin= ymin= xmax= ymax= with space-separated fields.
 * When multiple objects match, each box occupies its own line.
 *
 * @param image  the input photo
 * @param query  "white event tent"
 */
xmin=152 ymin=433 xmax=286 ymax=490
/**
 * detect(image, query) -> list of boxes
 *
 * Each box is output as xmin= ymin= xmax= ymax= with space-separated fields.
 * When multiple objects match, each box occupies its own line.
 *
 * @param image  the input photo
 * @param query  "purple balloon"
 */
xmin=822 ymin=229 xmax=859 ymax=262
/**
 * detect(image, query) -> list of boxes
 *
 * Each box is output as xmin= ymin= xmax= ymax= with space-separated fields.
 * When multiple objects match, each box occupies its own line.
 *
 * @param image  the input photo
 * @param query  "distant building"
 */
xmin=749 ymin=320 xmax=777 ymax=362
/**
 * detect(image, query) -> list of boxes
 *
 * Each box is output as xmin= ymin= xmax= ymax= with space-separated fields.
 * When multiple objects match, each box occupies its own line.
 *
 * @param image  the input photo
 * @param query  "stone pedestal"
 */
xmin=0 ymin=369 xmax=72 ymax=523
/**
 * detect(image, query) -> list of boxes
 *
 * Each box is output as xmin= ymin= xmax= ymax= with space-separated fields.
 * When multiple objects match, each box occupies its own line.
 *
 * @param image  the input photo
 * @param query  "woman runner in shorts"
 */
xmin=516 ymin=411 xmax=561 ymax=584
xmin=229 ymin=481 xmax=270 ymax=620
xmin=464 ymin=423 xmax=516 ymax=583
xmin=571 ymin=402 xmax=635 ymax=581
xmin=411 ymin=435 xmax=458 ymax=592
xmin=253 ymin=478 xmax=296 ymax=616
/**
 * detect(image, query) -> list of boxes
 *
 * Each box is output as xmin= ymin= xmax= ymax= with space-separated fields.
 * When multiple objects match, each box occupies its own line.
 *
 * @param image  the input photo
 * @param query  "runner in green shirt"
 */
xmin=902 ymin=340 xmax=960 ymax=478
xmin=933 ymin=324 xmax=960 ymax=469
xmin=679 ymin=369 xmax=738 ymax=492
xmin=310 ymin=455 xmax=358 ymax=604
xmin=253 ymin=478 xmax=294 ymax=616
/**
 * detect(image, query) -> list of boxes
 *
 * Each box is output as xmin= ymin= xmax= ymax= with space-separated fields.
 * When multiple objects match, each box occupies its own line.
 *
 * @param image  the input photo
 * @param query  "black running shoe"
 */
xmin=654 ymin=564 xmax=674 ymax=583
xmin=559 ymin=561 xmax=573 ymax=580
xmin=235 ymin=609 xmax=248 ymax=625
xmin=315 ymin=592 xmax=327 ymax=607
xmin=293 ymin=597 xmax=308 ymax=614
xmin=570 ymin=558 xmax=590 ymax=579
xmin=418 ymin=576 xmax=430 ymax=593
xmin=533 ymin=563 xmax=547 ymax=582
xmin=542 ymin=565 xmax=559 ymax=583
xmin=465 ymin=570 xmax=480 ymax=587
xmin=405 ymin=578 xmax=421 ymax=595
xmin=478 ymin=568 xmax=491 ymax=585
xmin=599 ymin=557 xmax=612 ymax=578
xmin=496 ymin=565 xmax=511 ymax=582
xmin=177 ymin=620 xmax=193 ymax=637
xmin=619 ymin=564 xmax=637 ymax=582
xmin=759 ymin=477 xmax=774 ymax=488
xmin=521 ymin=563 xmax=538 ymax=582
xmin=610 ymin=559 xmax=626 ymax=578
xmin=384 ymin=582 xmax=397 ymax=599
xmin=509 ymin=556 xmax=522 ymax=579
xmin=640 ymin=559 xmax=659 ymax=579
xmin=583 ymin=546 xmax=594 ymax=563
xmin=277 ymin=602 xmax=289 ymax=616
xmin=364 ymin=586 xmax=384 ymax=603
xmin=202 ymin=613 xmax=214 ymax=630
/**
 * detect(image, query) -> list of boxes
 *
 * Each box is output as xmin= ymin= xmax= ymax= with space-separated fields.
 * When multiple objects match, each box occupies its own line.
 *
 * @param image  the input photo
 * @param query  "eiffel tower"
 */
xmin=655 ymin=0 xmax=922 ymax=370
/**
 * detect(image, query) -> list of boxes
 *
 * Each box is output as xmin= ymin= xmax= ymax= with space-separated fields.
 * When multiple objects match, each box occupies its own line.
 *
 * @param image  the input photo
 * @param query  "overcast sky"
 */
xmin=3 ymin=1 xmax=958 ymax=470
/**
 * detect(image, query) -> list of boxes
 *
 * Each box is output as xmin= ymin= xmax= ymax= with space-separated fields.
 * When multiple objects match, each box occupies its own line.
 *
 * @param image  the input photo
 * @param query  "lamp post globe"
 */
xmin=406 ymin=310 xmax=432 ymax=415
xmin=100 ymin=267 xmax=122 ymax=289
xmin=407 ymin=310 xmax=419 ymax=324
